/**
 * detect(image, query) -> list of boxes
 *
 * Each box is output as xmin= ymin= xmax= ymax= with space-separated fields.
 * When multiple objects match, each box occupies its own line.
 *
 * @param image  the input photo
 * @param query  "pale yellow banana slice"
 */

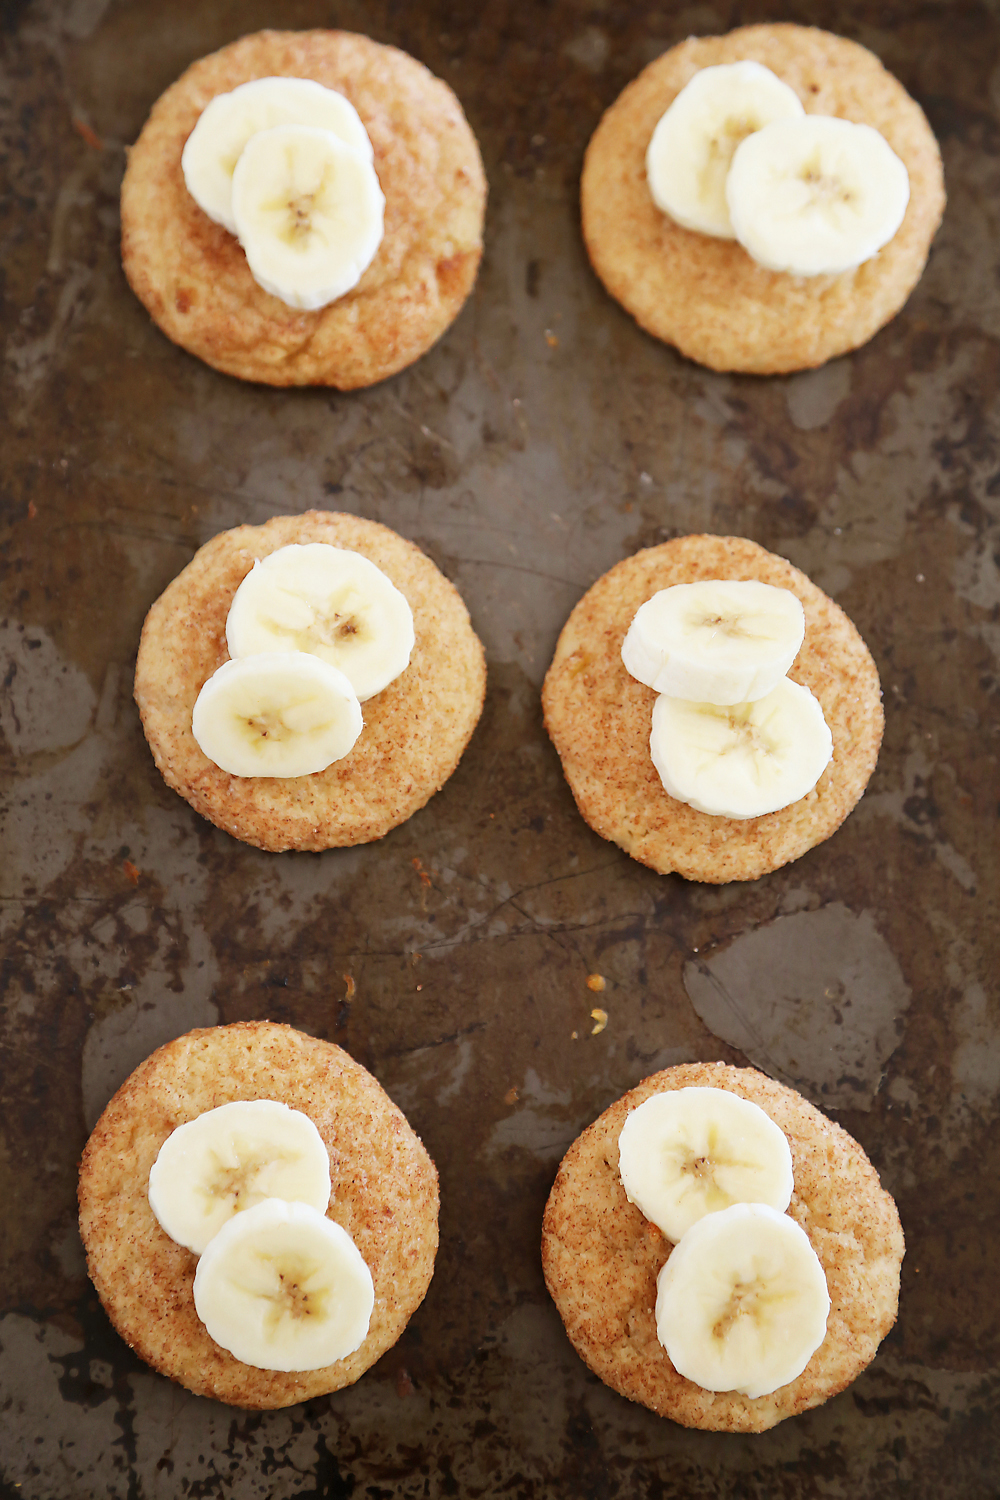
xmin=646 ymin=61 xmax=804 ymax=238
xmin=618 ymin=1087 xmax=793 ymax=1242
xmin=726 ymin=115 xmax=910 ymax=275
xmin=148 ymin=1099 xmax=332 ymax=1256
xmin=181 ymin=76 xmax=373 ymax=236
xmin=621 ymin=579 xmax=805 ymax=705
xmin=226 ymin=544 xmax=414 ymax=702
xmin=231 ymin=124 xmax=385 ymax=310
xmin=650 ymin=676 xmax=833 ymax=818
xmin=655 ymin=1202 xmax=830 ymax=1397
xmin=193 ymin=1198 xmax=375 ymax=1371
xmin=191 ymin=651 xmax=363 ymax=778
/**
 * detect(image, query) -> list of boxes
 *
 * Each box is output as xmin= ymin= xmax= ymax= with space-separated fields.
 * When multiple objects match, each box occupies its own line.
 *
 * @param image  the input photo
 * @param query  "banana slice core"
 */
xmin=148 ymin=1100 xmax=332 ymax=1256
xmin=727 ymin=115 xmax=911 ymax=276
xmin=226 ymin=544 xmax=415 ymax=701
xmin=622 ymin=579 xmax=805 ymax=704
xmin=193 ymin=1198 xmax=375 ymax=1371
xmin=646 ymin=61 xmax=805 ymax=238
xmin=618 ymin=1087 xmax=793 ymax=1242
xmin=192 ymin=651 xmax=363 ymax=778
xmin=656 ymin=1202 xmax=830 ymax=1397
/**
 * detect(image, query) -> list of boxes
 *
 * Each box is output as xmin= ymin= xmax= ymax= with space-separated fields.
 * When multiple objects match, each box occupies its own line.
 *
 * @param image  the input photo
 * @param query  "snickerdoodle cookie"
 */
xmin=542 ymin=1061 xmax=903 ymax=1432
xmin=79 ymin=1021 xmax=439 ymax=1409
xmin=121 ymin=30 xmax=486 ymax=387
xmin=134 ymin=510 xmax=486 ymax=851
xmin=541 ymin=535 xmax=882 ymax=882
xmin=581 ymin=24 xmax=945 ymax=373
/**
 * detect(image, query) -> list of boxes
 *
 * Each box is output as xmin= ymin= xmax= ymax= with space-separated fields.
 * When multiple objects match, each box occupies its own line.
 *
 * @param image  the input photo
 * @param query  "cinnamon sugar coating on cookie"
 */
xmin=542 ymin=535 xmax=883 ymax=883
xmin=134 ymin=511 xmax=486 ymax=851
xmin=582 ymin=24 xmax=945 ymax=373
xmin=121 ymin=30 xmax=486 ymax=387
xmin=541 ymin=1062 xmax=903 ymax=1433
xmin=78 ymin=1021 xmax=439 ymax=1409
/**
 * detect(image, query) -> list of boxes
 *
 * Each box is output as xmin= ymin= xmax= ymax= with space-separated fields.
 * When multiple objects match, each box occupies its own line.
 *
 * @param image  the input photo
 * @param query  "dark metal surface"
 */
xmin=2 ymin=0 xmax=998 ymax=1494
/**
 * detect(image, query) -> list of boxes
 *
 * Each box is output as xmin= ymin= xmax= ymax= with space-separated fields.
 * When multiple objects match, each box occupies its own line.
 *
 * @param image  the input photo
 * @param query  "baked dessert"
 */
xmin=581 ymin=23 xmax=945 ymax=373
xmin=78 ymin=1021 xmax=439 ymax=1409
xmin=541 ymin=534 xmax=882 ymax=883
xmin=542 ymin=1061 xmax=904 ymax=1433
xmin=134 ymin=510 xmax=486 ymax=851
xmin=121 ymin=29 xmax=487 ymax=387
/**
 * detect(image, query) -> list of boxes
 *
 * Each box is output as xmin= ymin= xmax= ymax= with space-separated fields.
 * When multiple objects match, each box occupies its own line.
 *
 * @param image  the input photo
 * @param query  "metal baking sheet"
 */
xmin=2 ymin=0 xmax=997 ymax=1494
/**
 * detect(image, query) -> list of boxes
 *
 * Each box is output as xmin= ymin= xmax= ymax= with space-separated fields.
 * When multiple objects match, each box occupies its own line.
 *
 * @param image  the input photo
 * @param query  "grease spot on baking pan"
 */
xmin=683 ymin=903 xmax=910 ymax=1110
xmin=784 ymin=359 xmax=852 ymax=431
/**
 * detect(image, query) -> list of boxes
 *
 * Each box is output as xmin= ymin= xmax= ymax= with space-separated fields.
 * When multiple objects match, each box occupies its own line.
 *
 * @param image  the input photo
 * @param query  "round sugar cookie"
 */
xmin=541 ymin=535 xmax=883 ymax=883
xmin=134 ymin=510 xmax=486 ymax=851
xmin=121 ymin=29 xmax=487 ymax=388
xmin=78 ymin=1021 xmax=439 ymax=1409
xmin=541 ymin=1062 xmax=904 ymax=1433
xmin=581 ymin=24 xmax=945 ymax=373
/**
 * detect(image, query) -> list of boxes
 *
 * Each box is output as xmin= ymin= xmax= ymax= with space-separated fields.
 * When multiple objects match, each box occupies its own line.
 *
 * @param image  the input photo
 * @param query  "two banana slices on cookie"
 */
xmin=621 ymin=578 xmax=832 ymax=818
xmin=193 ymin=543 xmax=414 ymax=777
xmin=149 ymin=1099 xmax=373 ymax=1371
xmin=647 ymin=59 xmax=910 ymax=275
xmin=619 ymin=1087 xmax=829 ymax=1397
xmin=182 ymin=76 xmax=385 ymax=308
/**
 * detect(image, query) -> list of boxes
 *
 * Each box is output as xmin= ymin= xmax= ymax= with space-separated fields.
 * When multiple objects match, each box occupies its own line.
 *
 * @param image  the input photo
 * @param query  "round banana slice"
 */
xmin=181 ymin=75 xmax=374 ymax=236
xmin=646 ymin=60 xmax=804 ymax=238
xmin=656 ymin=1202 xmax=830 ymax=1398
xmin=148 ymin=1099 xmax=332 ymax=1256
xmin=726 ymin=115 xmax=911 ymax=276
xmin=226 ymin=543 xmax=415 ymax=702
xmin=193 ymin=1198 xmax=375 ymax=1372
xmin=621 ymin=579 xmax=805 ymax=704
xmin=191 ymin=651 xmax=363 ymax=778
xmin=618 ymin=1087 xmax=793 ymax=1242
xmin=650 ymin=676 xmax=833 ymax=819
xmin=231 ymin=124 xmax=385 ymax=310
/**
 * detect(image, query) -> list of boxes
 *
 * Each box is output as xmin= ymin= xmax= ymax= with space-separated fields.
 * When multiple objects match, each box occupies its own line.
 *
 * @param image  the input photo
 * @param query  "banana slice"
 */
xmin=618 ymin=1087 xmax=793 ymax=1242
xmin=192 ymin=651 xmax=363 ymax=778
xmin=726 ymin=115 xmax=910 ymax=276
xmin=646 ymin=61 xmax=804 ymax=238
xmin=231 ymin=124 xmax=385 ymax=310
xmin=193 ymin=1198 xmax=375 ymax=1371
xmin=621 ymin=580 xmax=805 ymax=705
xmin=226 ymin=544 xmax=414 ymax=702
xmin=650 ymin=676 xmax=833 ymax=818
xmin=148 ymin=1100 xmax=332 ymax=1256
xmin=181 ymin=76 xmax=374 ymax=236
xmin=655 ymin=1202 xmax=830 ymax=1398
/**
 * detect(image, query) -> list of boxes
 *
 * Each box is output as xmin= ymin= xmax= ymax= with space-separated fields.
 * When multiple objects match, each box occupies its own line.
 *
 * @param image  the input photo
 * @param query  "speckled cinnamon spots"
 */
xmin=581 ymin=24 xmax=945 ymax=373
xmin=542 ymin=535 xmax=883 ymax=883
xmin=79 ymin=1022 xmax=439 ymax=1409
xmin=542 ymin=1062 xmax=903 ymax=1433
xmin=134 ymin=511 xmax=486 ymax=852
xmin=121 ymin=29 xmax=487 ymax=387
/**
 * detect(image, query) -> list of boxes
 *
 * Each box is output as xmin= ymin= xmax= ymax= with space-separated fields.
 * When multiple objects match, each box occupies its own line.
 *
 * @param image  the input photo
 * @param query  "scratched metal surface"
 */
xmin=1 ymin=0 xmax=998 ymax=1494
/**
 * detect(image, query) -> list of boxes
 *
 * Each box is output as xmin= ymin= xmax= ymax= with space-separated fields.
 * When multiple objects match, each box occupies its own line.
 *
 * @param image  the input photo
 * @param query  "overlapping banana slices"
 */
xmin=149 ymin=1100 xmax=374 ymax=1371
xmin=182 ymin=76 xmax=384 ymax=307
xmin=192 ymin=543 xmax=414 ymax=779
xmin=647 ymin=60 xmax=910 ymax=275
xmin=618 ymin=1088 xmax=829 ymax=1397
xmin=621 ymin=577 xmax=832 ymax=818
